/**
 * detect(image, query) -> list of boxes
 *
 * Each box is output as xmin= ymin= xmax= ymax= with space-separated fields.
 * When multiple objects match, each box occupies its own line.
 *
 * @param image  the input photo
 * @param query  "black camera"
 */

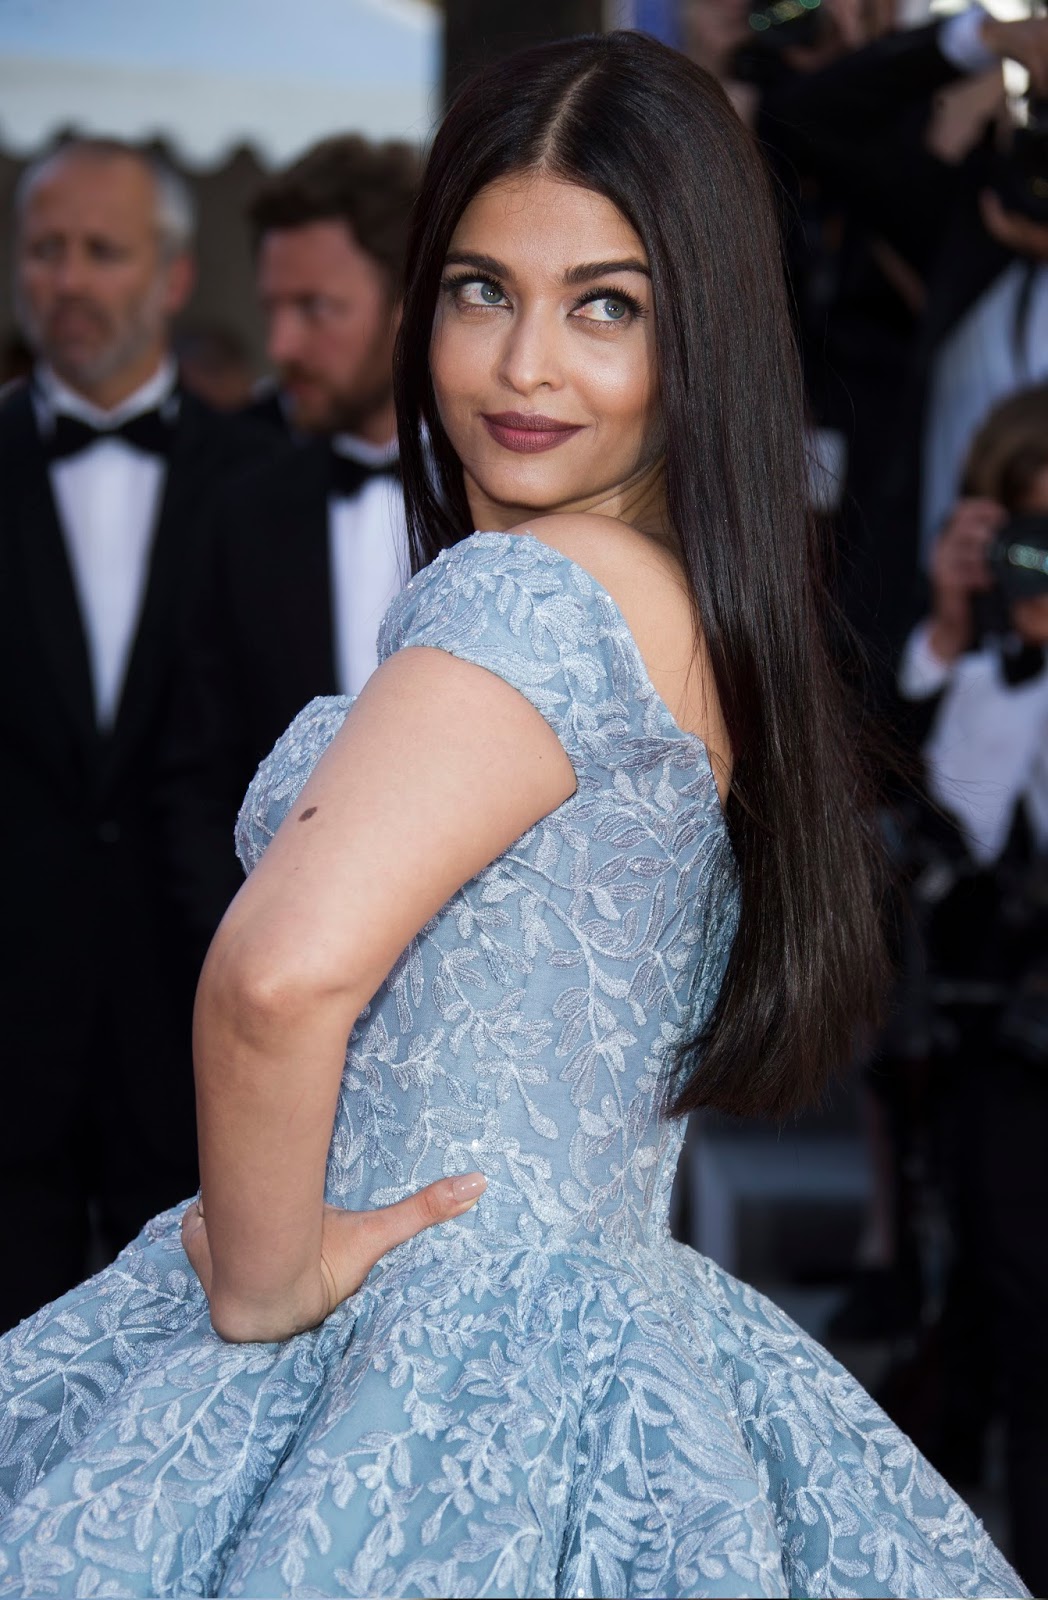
xmin=992 ymin=99 xmax=1048 ymax=226
xmin=988 ymin=513 xmax=1048 ymax=601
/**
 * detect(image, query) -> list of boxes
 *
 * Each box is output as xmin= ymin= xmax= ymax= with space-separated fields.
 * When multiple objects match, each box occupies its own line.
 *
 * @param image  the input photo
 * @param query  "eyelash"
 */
xmin=440 ymin=271 xmax=646 ymax=323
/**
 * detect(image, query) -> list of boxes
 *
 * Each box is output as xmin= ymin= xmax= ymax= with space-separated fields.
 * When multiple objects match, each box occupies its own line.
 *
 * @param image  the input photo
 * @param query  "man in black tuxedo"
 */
xmin=164 ymin=136 xmax=420 ymax=961
xmin=0 ymin=139 xmax=265 ymax=1332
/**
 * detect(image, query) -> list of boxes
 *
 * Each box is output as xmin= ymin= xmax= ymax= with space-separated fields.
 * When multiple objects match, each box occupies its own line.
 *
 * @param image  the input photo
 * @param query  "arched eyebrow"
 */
xmin=443 ymin=250 xmax=650 ymax=285
xmin=442 ymin=251 xmax=505 ymax=277
xmin=563 ymin=259 xmax=650 ymax=284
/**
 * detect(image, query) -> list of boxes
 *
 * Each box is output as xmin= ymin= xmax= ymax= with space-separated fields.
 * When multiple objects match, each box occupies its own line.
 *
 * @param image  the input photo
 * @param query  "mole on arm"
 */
xmin=298 ymin=806 xmax=318 ymax=822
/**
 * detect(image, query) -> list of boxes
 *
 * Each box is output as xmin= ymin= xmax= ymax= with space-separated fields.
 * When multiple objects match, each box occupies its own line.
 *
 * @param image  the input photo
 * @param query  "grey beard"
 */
xmin=15 ymin=283 xmax=169 ymax=396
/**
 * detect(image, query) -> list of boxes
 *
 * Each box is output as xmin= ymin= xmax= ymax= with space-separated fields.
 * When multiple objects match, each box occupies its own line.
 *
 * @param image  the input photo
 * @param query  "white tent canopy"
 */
xmin=0 ymin=0 xmax=440 ymax=166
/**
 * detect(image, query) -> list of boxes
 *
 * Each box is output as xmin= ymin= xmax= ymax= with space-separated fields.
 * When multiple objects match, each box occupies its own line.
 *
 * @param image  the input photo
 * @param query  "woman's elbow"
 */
xmin=195 ymin=921 xmax=360 ymax=1043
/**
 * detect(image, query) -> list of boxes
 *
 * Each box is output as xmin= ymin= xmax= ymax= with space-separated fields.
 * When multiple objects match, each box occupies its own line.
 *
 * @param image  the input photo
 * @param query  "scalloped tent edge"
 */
xmin=0 ymin=59 xmax=438 ymax=171
xmin=0 ymin=0 xmax=440 ymax=171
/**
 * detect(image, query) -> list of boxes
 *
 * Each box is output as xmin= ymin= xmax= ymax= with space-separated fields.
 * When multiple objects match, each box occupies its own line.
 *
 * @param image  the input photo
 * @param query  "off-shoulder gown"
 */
xmin=0 ymin=534 xmax=1027 ymax=1598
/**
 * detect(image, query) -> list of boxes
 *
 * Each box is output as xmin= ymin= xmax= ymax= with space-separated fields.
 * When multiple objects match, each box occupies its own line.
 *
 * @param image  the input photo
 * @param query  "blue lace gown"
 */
xmin=0 ymin=533 xmax=1026 ymax=1599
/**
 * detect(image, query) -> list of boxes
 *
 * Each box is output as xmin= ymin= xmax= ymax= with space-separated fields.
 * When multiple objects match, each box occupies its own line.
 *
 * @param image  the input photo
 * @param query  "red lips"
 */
xmin=481 ymin=411 xmax=585 ymax=454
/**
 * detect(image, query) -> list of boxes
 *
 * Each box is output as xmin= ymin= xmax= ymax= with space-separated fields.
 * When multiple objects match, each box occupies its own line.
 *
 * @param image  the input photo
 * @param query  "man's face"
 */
xmin=16 ymin=151 xmax=191 ymax=396
xmin=256 ymin=220 xmax=398 ymax=436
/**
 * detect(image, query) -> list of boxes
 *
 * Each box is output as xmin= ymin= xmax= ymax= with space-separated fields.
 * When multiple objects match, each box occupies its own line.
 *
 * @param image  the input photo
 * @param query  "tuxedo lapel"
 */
xmin=7 ymin=392 xmax=98 ymax=754
xmin=107 ymin=394 xmax=218 ymax=779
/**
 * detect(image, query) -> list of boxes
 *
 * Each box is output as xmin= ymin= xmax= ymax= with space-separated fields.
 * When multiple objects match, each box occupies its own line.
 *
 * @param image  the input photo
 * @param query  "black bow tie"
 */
xmin=328 ymin=449 xmax=401 ymax=500
xmin=1002 ymin=640 xmax=1047 ymax=686
xmin=46 ymin=407 xmax=175 ymax=463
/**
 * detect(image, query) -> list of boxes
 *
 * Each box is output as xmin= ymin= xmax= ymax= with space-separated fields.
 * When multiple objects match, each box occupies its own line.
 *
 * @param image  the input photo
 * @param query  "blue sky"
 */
xmin=0 ymin=0 xmax=437 ymax=84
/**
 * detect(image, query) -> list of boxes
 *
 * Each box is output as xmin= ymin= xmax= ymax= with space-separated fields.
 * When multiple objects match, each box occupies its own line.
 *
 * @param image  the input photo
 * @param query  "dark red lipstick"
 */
xmin=481 ymin=411 xmax=585 ymax=454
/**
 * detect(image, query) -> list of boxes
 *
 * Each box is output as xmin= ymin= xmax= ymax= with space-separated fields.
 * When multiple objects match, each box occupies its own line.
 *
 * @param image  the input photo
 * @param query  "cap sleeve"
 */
xmin=235 ymin=694 xmax=352 ymax=873
xmin=377 ymin=531 xmax=638 ymax=771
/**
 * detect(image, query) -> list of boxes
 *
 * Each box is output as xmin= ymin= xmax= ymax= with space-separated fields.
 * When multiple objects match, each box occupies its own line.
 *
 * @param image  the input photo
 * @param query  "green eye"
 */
xmin=480 ymin=282 xmax=502 ymax=304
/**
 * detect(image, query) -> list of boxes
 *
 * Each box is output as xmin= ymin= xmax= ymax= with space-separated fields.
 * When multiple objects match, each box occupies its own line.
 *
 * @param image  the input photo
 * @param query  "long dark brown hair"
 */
xmin=393 ymin=30 xmax=887 ymax=1119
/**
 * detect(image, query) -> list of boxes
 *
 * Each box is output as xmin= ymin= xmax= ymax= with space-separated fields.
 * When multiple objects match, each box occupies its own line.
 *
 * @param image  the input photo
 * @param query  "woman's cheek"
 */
xmin=586 ymin=345 xmax=656 ymax=422
xmin=433 ymin=325 xmax=490 ymax=418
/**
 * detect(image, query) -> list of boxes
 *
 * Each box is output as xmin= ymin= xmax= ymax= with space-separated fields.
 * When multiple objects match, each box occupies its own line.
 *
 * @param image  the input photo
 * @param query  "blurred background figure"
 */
xmin=889 ymin=384 xmax=1048 ymax=1590
xmin=750 ymin=5 xmax=1048 ymax=670
xmin=0 ymin=138 xmax=265 ymax=1333
xmin=680 ymin=0 xmax=757 ymax=118
xmin=162 ymin=134 xmax=421 ymax=969
xmin=174 ymin=321 xmax=255 ymax=412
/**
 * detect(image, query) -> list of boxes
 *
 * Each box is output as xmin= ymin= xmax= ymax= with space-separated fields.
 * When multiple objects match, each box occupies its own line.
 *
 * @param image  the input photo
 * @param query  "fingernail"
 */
xmin=450 ymin=1172 xmax=487 ymax=1202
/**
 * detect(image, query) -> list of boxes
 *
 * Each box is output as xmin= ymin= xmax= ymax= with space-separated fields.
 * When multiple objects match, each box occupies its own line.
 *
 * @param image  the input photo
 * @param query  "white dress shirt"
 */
xmin=327 ymin=433 xmax=409 ymax=697
xmin=899 ymin=621 xmax=1048 ymax=864
xmin=35 ymin=359 xmax=178 ymax=730
xmin=937 ymin=8 xmax=998 ymax=76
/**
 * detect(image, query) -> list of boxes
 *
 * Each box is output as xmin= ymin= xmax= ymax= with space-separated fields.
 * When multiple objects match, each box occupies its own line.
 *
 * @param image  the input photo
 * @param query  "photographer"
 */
xmin=756 ymin=6 xmax=1048 ymax=664
xmin=901 ymin=384 xmax=1048 ymax=852
xmin=898 ymin=382 xmax=1048 ymax=1591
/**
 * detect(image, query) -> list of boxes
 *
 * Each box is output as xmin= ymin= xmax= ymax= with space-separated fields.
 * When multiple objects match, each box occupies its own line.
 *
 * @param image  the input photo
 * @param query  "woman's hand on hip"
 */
xmin=180 ymin=1171 xmax=486 ymax=1343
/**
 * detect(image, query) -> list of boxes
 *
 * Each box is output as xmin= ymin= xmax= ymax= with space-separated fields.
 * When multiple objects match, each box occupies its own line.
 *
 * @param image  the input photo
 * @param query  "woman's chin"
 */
xmin=464 ymin=475 xmax=589 ymax=526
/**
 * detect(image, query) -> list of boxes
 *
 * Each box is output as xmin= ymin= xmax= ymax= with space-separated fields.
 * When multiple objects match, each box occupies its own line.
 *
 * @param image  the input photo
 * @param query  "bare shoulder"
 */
xmin=507 ymin=514 xmax=733 ymax=801
xmin=507 ymin=513 xmax=687 ymax=609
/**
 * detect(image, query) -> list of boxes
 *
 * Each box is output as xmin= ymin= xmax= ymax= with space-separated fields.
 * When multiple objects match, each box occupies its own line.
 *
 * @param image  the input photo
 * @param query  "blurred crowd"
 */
xmin=2 ymin=1 xmax=1047 ymax=1583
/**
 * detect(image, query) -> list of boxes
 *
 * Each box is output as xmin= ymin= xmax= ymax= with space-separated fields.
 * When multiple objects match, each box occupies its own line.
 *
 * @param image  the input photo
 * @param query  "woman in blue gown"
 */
xmin=0 ymin=29 xmax=1028 ymax=1599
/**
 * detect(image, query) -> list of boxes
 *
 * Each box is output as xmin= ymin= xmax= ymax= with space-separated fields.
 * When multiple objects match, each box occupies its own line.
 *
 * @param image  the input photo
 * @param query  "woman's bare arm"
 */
xmin=192 ymin=645 xmax=575 ymax=1342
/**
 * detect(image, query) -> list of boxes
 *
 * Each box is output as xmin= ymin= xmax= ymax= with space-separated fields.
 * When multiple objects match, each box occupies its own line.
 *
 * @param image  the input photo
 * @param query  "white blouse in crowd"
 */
xmin=899 ymin=620 xmax=1048 ymax=865
xmin=922 ymin=265 xmax=1048 ymax=564
xmin=327 ymin=433 xmax=409 ymax=697
xmin=35 ymin=358 xmax=178 ymax=731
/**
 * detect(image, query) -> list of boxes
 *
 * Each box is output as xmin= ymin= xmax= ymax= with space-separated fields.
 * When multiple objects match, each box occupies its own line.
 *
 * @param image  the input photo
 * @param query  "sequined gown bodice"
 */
xmin=0 ymin=534 xmax=1027 ymax=1599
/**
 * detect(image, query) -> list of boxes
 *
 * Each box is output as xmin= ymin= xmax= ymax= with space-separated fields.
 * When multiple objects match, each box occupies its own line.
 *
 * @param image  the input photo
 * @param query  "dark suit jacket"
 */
xmin=240 ymin=385 xmax=293 ymax=439
xmin=0 ymin=381 xmax=266 ymax=1169
xmin=161 ymin=439 xmax=343 ymax=960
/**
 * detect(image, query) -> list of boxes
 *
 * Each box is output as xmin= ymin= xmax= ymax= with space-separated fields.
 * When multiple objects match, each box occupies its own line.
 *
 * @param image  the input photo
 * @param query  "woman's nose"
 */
xmin=496 ymin=308 xmax=562 ymax=395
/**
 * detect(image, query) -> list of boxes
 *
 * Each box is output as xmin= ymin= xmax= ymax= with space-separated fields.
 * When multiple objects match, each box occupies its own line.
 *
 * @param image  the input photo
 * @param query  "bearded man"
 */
xmin=162 ymin=135 xmax=421 ymax=961
xmin=0 ymin=139 xmax=265 ymax=1332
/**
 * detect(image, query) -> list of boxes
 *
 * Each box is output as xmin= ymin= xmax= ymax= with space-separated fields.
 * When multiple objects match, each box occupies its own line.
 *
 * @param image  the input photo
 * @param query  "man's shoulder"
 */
xmin=204 ymin=433 xmax=333 ymax=549
xmin=173 ymin=389 xmax=275 ymax=472
xmin=219 ymin=430 xmax=327 ymax=498
xmin=239 ymin=387 xmax=289 ymax=435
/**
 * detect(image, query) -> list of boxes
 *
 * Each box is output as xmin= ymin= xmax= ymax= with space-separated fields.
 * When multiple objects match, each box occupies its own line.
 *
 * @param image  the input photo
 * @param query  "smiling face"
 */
xmin=429 ymin=171 xmax=665 ymax=534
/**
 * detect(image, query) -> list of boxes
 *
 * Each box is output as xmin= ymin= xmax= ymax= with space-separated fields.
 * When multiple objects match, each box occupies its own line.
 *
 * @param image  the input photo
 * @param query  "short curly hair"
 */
xmin=248 ymin=134 xmax=422 ymax=296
